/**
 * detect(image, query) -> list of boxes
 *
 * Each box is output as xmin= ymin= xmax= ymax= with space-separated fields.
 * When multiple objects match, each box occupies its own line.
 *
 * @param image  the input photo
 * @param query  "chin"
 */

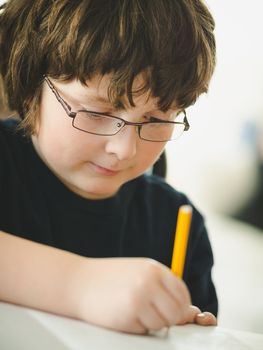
xmin=76 ymin=183 xmax=120 ymax=199
xmin=85 ymin=190 xmax=118 ymax=200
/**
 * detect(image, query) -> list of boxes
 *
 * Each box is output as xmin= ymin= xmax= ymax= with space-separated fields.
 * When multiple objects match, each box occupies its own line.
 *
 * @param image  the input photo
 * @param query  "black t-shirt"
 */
xmin=0 ymin=119 xmax=218 ymax=315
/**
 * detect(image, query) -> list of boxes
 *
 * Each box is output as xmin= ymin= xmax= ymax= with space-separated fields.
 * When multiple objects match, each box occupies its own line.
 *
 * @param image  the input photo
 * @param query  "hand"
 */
xmin=71 ymin=257 xmax=203 ymax=334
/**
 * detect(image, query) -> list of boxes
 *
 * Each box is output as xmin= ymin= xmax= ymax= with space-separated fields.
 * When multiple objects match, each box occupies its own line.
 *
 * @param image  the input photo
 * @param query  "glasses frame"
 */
xmin=44 ymin=75 xmax=190 ymax=142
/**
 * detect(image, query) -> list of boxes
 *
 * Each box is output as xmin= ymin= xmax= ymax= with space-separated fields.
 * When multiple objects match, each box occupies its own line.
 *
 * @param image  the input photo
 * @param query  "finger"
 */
xmin=176 ymin=305 xmax=201 ymax=325
xmin=151 ymin=284 xmax=186 ymax=326
xmin=194 ymin=311 xmax=217 ymax=326
xmin=138 ymin=302 xmax=168 ymax=331
xmin=121 ymin=318 xmax=148 ymax=334
xmin=160 ymin=267 xmax=191 ymax=306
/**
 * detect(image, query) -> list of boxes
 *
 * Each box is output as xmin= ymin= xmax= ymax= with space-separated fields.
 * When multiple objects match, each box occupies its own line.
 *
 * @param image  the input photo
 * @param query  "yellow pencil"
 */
xmin=171 ymin=205 xmax=192 ymax=278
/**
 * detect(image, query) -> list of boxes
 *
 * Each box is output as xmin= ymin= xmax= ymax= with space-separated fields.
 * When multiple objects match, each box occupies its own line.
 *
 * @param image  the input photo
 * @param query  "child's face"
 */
xmin=32 ymin=74 xmax=176 ymax=199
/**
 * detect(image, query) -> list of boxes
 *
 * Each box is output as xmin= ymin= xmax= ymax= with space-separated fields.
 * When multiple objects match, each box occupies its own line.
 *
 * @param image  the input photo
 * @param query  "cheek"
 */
xmin=45 ymin=131 xmax=92 ymax=163
xmin=138 ymin=143 xmax=166 ymax=168
xmin=36 ymin=88 xmax=100 ymax=165
xmin=36 ymin=119 xmax=78 ymax=166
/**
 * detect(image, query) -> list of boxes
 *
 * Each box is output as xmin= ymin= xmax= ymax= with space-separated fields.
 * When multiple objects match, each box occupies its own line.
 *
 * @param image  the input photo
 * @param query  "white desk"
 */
xmin=0 ymin=302 xmax=262 ymax=350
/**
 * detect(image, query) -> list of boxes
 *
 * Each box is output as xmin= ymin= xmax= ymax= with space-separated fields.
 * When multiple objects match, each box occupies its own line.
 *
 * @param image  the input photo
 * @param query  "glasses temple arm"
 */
xmin=44 ymin=76 xmax=76 ymax=118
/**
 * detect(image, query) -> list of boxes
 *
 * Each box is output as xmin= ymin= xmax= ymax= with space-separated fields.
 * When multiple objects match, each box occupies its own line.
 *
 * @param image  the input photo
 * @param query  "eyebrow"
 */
xmin=80 ymin=94 xmax=111 ymax=105
xmin=81 ymin=95 xmax=178 ymax=116
xmin=72 ymin=89 xmax=179 ymax=114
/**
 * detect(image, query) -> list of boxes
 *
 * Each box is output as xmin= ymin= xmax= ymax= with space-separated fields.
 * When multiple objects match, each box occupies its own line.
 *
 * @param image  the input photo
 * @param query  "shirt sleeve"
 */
xmin=0 ymin=122 xmax=7 ymax=194
xmin=183 ymin=212 xmax=218 ymax=316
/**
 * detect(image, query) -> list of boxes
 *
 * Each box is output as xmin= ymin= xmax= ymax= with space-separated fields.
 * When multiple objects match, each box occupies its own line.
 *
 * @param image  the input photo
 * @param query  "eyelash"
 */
xmin=148 ymin=116 xmax=163 ymax=122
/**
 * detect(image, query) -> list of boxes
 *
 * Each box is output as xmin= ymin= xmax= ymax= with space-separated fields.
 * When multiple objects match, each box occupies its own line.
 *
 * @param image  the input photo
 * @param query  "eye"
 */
xmin=147 ymin=116 xmax=165 ymax=123
xmin=85 ymin=112 xmax=105 ymax=119
xmin=77 ymin=111 xmax=104 ymax=121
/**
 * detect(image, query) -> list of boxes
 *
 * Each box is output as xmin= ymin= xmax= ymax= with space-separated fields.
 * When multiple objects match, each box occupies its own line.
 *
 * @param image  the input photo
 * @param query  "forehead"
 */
xmin=53 ymin=73 xmax=177 ymax=112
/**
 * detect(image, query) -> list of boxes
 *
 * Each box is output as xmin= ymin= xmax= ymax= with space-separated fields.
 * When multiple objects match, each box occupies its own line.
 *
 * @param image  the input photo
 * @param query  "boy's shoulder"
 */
xmin=0 ymin=118 xmax=23 ymax=143
xmin=0 ymin=117 xmax=20 ymax=130
xmin=0 ymin=118 xmax=30 ymax=172
xmin=132 ymin=174 xmax=204 ymax=225
xmin=136 ymin=174 xmax=188 ymax=203
xmin=0 ymin=117 xmax=29 ymax=145
xmin=132 ymin=174 xmax=196 ymax=214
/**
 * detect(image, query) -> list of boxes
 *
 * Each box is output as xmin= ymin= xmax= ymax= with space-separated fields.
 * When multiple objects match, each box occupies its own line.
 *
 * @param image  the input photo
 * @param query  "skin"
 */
xmin=0 ymin=233 xmax=216 ymax=333
xmin=32 ymin=74 xmax=170 ymax=200
xmin=0 ymin=73 xmax=216 ymax=334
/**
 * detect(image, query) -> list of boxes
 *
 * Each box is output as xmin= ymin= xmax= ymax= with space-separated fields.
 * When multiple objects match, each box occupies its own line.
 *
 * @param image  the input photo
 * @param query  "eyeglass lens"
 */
xmin=72 ymin=111 xmax=185 ymax=141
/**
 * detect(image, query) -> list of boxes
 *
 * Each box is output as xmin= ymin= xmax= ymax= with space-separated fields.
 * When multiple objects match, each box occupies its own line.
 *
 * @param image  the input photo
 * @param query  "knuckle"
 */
xmin=133 ymin=260 xmax=160 ymax=292
xmin=125 ymin=289 xmax=143 ymax=313
xmin=167 ymin=312 xmax=180 ymax=326
xmin=142 ymin=259 xmax=161 ymax=280
xmin=173 ymin=306 xmax=189 ymax=325
xmin=118 ymin=304 xmax=138 ymax=329
xmin=149 ymin=321 xmax=166 ymax=331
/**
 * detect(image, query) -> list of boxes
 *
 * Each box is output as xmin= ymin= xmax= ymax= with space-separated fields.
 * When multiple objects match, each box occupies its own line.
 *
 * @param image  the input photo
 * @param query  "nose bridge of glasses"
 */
xmin=113 ymin=116 xmax=143 ymax=134
xmin=123 ymin=119 xmax=144 ymax=127
xmin=107 ymin=118 xmax=138 ymax=159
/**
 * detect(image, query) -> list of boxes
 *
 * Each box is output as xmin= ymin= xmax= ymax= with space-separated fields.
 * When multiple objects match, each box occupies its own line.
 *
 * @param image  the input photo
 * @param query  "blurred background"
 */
xmin=0 ymin=0 xmax=262 ymax=334
xmin=166 ymin=0 xmax=263 ymax=334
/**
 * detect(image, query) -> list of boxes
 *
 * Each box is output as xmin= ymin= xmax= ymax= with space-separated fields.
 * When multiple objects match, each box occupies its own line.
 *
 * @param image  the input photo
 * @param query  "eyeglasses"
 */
xmin=44 ymin=76 xmax=190 ymax=142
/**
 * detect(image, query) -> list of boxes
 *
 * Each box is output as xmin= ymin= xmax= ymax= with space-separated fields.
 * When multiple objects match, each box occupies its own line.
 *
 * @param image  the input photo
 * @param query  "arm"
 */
xmin=185 ymin=222 xmax=218 ymax=316
xmin=0 ymin=230 xmax=83 ymax=319
xmin=182 ymin=211 xmax=218 ymax=326
xmin=0 ymin=230 xmax=215 ymax=333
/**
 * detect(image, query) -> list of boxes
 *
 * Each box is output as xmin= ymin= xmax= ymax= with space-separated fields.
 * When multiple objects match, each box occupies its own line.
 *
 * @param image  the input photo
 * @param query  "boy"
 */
xmin=0 ymin=0 xmax=217 ymax=334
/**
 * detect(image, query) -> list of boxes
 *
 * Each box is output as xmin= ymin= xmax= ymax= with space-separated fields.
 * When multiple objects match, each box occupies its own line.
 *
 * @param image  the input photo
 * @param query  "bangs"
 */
xmin=0 ymin=0 xmax=216 ymax=130
xmin=43 ymin=0 xmax=215 ymax=111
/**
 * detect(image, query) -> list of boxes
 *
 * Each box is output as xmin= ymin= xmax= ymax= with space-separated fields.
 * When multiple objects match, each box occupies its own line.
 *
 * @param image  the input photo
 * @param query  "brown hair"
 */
xmin=0 ymin=0 xmax=216 ymax=133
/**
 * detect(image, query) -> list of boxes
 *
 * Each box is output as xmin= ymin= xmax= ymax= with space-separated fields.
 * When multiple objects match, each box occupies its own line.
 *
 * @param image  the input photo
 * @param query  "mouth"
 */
xmin=89 ymin=162 xmax=122 ymax=176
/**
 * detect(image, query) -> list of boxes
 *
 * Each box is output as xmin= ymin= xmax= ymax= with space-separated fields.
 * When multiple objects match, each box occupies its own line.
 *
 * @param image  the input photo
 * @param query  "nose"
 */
xmin=105 ymin=125 xmax=137 ymax=161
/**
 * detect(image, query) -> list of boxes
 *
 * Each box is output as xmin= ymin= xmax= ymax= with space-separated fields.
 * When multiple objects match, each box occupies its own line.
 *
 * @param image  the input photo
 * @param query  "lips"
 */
xmin=89 ymin=162 xmax=121 ymax=176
